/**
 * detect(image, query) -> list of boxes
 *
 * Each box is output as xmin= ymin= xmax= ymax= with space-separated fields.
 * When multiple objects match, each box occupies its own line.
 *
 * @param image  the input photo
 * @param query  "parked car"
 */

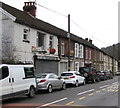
xmin=103 ymin=70 xmax=113 ymax=79
xmin=116 ymin=70 xmax=120 ymax=76
xmin=97 ymin=71 xmax=107 ymax=81
xmin=0 ymin=64 xmax=37 ymax=100
xmin=35 ymin=73 xmax=66 ymax=93
xmin=60 ymin=71 xmax=85 ymax=87
xmin=79 ymin=67 xmax=100 ymax=83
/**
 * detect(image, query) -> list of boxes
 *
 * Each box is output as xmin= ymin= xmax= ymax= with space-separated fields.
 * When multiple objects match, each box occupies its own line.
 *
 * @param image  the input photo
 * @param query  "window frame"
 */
xmin=49 ymin=36 xmax=53 ymax=48
xmin=23 ymin=29 xmax=30 ymax=43
xmin=61 ymin=41 xmax=65 ymax=55
xmin=36 ymin=32 xmax=45 ymax=49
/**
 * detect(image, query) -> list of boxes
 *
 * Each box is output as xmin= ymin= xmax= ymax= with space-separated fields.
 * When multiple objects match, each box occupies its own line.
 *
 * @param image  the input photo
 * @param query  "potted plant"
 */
xmin=49 ymin=48 xmax=56 ymax=54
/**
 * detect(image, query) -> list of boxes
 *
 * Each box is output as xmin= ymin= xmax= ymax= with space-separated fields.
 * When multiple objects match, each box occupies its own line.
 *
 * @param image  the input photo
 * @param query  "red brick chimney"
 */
xmin=89 ymin=39 xmax=92 ymax=44
xmin=23 ymin=2 xmax=36 ymax=17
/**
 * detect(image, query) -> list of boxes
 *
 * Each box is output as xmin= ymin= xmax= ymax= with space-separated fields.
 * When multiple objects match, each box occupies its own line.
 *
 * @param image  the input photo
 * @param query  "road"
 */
xmin=2 ymin=76 xmax=120 ymax=108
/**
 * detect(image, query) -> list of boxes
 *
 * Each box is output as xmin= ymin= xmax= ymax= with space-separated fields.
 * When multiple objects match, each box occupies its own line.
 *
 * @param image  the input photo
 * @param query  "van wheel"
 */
xmin=27 ymin=86 xmax=35 ymax=98
xmin=47 ymin=85 xmax=52 ymax=93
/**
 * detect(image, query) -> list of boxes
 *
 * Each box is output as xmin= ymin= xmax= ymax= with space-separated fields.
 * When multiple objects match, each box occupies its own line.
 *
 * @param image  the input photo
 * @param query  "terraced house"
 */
xmin=0 ymin=1 xmax=118 ymax=75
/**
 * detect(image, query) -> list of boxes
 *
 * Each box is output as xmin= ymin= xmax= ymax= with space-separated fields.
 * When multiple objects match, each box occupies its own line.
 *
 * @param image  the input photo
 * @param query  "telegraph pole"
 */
xmin=112 ymin=44 xmax=115 ymax=75
xmin=68 ymin=14 xmax=71 ymax=71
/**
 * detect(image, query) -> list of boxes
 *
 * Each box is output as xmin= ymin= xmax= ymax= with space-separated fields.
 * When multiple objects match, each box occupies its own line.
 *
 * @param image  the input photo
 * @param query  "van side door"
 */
xmin=10 ymin=66 xmax=26 ymax=94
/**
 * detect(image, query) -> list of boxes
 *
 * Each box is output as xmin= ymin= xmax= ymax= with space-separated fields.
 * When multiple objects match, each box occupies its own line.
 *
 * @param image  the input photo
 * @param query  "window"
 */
xmin=0 ymin=66 xmax=9 ymax=80
xmin=89 ymin=49 xmax=91 ymax=60
xmin=79 ymin=44 xmax=84 ymax=58
xmin=37 ymin=32 xmax=45 ymax=48
xmin=75 ymin=62 xmax=79 ymax=71
xmin=24 ymin=67 xmax=34 ymax=78
xmin=61 ymin=41 xmax=65 ymax=55
xmin=75 ymin=43 xmax=79 ymax=58
xmin=61 ymin=73 xmax=73 ymax=76
xmin=23 ymin=29 xmax=29 ymax=40
xmin=48 ymin=74 xmax=54 ymax=79
xmin=35 ymin=74 xmax=47 ymax=78
xmin=85 ymin=48 xmax=88 ymax=59
xmin=23 ymin=29 xmax=30 ymax=43
xmin=49 ymin=36 xmax=53 ymax=48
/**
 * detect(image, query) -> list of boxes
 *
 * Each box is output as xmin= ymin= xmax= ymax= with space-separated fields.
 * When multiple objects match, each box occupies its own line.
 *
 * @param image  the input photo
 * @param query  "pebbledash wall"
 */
xmin=13 ymin=23 xmax=59 ymax=75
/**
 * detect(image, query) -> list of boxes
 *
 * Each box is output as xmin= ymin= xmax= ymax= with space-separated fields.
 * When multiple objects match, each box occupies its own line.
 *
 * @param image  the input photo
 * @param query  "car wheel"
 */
xmin=61 ymin=83 xmax=66 ymax=90
xmin=92 ymin=78 xmax=96 ymax=83
xmin=97 ymin=78 xmax=100 ymax=82
xmin=47 ymin=85 xmax=52 ymax=93
xmin=75 ymin=80 xmax=79 ymax=87
xmin=27 ymin=86 xmax=35 ymax=98
xmin=82 ymin=79 xmax=86 ymax=85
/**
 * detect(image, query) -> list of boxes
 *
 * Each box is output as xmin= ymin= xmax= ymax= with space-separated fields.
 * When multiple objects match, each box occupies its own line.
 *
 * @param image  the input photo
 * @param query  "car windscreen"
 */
xmin=36 ymin=74 xmax=47 ymax=78
xmin=80 ymin=68 xmax=90 ymax=73
xmin=61 ymin=73 xmax=73 ymax=76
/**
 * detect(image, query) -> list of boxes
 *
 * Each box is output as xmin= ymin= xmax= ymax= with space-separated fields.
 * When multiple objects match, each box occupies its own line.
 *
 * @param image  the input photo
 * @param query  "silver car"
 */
xmin=35 ymin=73 xmax=66 ymax=93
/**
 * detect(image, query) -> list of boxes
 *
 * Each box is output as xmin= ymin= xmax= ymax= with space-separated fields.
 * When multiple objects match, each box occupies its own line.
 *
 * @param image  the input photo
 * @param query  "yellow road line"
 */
xmin=79 ymin=96 xmax=86 ymax=100
xmin=96 ymin=90 xmax=101 ymax=93
xmin=102 ymin=88 xmax=105 ymax=91
xmin=65 ymin=101 xmax=75 ymax=105
xmin=88 ymin=93 xmax=94 ymax=96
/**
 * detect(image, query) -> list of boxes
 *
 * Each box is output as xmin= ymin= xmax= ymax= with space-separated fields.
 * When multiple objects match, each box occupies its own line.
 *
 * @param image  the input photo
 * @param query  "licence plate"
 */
xmin=64 ymin=78 xmax=69 ymax=80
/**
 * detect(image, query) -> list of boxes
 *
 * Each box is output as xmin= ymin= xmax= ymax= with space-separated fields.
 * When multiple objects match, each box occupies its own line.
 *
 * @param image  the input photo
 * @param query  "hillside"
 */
xmin=101 ymin=43 xmax=120 ymax=60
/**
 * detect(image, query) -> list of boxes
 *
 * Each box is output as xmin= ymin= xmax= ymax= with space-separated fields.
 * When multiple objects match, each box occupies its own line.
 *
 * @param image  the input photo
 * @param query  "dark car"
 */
xmin=97 ymin=71 xmax=107 ymax=81
xmin=103 ymin=70 xmax=113 ymax=79
xmin=79 ymin=67 xmax=100 ymax=83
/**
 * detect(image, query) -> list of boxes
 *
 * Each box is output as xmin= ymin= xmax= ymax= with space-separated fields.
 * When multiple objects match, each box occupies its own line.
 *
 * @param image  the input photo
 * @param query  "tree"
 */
xmin=2 ymin=36 xmax=19 ymax=64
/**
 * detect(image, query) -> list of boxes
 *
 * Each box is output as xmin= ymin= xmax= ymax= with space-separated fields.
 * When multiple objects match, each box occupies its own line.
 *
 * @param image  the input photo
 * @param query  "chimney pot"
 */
xmin=23 ymin=2 xmax=37 ymax=17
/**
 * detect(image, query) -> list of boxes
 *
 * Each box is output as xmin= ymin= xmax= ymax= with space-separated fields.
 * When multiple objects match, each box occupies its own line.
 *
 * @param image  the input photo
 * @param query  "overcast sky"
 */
xmin=1 ymin=0 xmax=119 ymax=48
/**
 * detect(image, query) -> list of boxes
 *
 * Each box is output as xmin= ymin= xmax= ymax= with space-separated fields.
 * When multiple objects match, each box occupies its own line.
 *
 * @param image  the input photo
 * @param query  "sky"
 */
xmin=1 ymin=0 xmax=119 ymax=48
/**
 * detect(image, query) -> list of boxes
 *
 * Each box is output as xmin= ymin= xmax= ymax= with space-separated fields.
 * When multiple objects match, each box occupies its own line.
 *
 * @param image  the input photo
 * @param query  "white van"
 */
xmin=0 ymin=64 xmax=37 ymax=100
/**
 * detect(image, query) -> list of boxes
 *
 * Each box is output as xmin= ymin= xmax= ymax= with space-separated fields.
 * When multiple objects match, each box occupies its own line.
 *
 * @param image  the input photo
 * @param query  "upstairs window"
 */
xmin=75 ymin=43 xmax=79 ymax=58
xmin=85 ymin=48 xmax=88 ymax=59
xmin=61 ymin=41 xmax=65 ymax=55
xmin=49 ymin=36 xmax=53 ymax=48
xmin=37 ymin=32 xmax=45 ymax=49
xmin=89 ymin=49 xmax=91 ymax=60
xmin=79 ymin=44 xmax=84 ymax=58
xmin=23 ymin=29 xmax=30 ymax=43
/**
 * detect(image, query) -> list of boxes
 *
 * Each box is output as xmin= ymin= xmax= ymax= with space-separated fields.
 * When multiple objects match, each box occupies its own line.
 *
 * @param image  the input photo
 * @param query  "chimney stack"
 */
xmin=23 ymin=2 xmax=36 ymax=17
xmin=85 ymin=38 xmax=88 ymax=41
xmin=89 ymin=39 xmax=92 ymax=44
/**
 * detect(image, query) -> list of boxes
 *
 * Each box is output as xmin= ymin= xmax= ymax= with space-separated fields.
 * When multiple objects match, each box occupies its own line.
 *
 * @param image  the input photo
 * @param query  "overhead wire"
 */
xmin=27 ymin=0 xmax=110 ymax=46
xmin=71 ymin=19 xmax=110 ymax=46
